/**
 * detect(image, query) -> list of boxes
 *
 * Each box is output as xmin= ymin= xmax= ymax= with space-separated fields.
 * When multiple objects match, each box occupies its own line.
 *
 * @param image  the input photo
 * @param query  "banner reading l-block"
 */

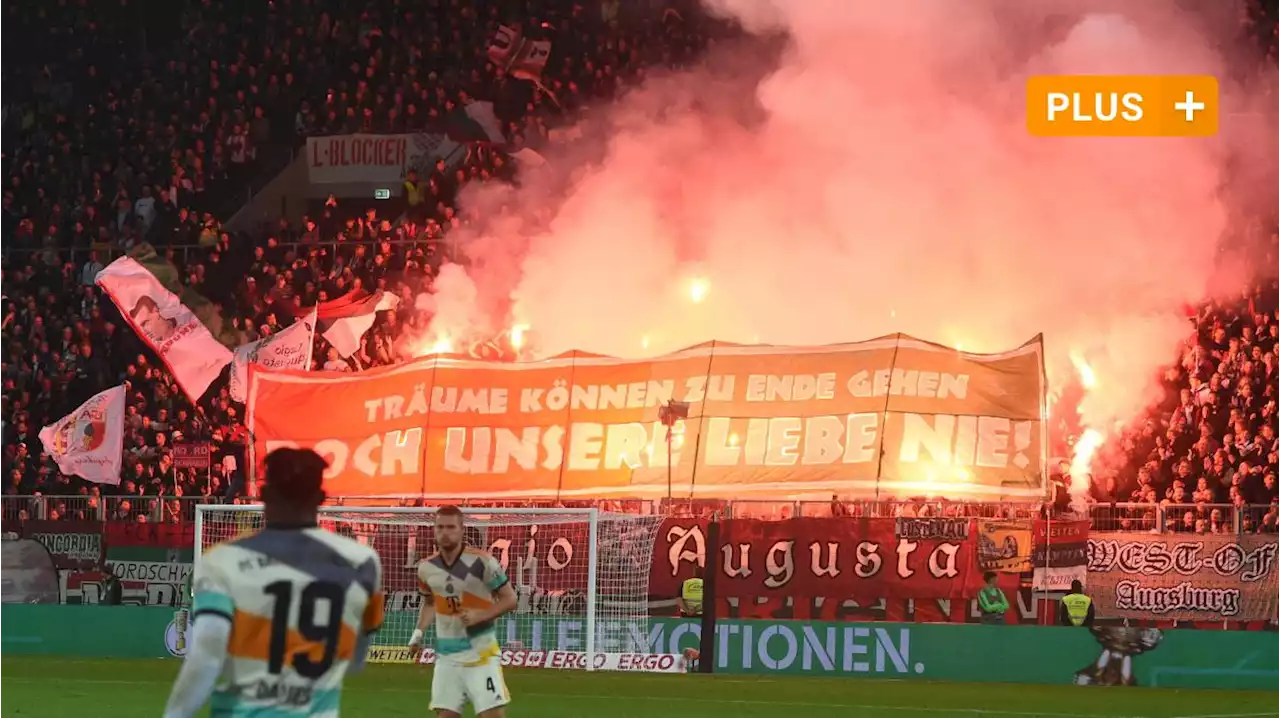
xmin=246 ymin=334 xmax=1046 ymax=499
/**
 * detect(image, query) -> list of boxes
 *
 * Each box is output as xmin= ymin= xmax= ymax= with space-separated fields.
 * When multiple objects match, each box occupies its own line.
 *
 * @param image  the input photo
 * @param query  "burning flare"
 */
xmin=688 ymin=277 xmax=710 ymax=305
xmin=510 ymin=324 xmax=529 ymax=351
xmin=1068 ymin=354 xmax=1103 ymax=512
xmin=1071 ymin=351 xmax=1098 ymax=389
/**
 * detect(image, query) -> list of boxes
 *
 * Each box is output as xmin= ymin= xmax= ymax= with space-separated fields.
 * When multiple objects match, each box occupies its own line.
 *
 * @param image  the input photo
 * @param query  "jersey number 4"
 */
xmin=263 ymin=580 xmax=345 ymax=679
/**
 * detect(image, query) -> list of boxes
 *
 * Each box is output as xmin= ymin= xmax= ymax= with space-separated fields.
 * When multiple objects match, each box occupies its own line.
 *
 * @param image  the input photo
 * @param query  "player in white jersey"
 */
xmin=408 ymin=506 xmax=518 ymax=717
xmin=162 ymin=448 xmax=385 ymax=718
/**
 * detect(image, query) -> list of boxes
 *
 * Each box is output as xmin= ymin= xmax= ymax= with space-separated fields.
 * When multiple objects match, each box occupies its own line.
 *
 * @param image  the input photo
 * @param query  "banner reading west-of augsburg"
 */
xmin=1087 ymin=533 xmax=1279 ymax=622
xmin=246 ymin=334 xmax=1046 ymax=499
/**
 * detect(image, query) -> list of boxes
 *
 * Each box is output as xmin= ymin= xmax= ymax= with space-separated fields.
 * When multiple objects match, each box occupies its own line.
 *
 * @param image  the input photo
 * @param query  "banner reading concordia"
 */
xmin=246 ymin=334 xmax=1047 ymax=499
xmin=21 ymin=520 xmax=103 ymax=569
xmin=1087 ymin=533 xmax=1279 ymax=622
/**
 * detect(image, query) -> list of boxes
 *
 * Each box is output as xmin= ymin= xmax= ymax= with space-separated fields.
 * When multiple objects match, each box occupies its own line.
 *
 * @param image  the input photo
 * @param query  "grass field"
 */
xmin=1 ymin=656 xmax=1275 ymax=718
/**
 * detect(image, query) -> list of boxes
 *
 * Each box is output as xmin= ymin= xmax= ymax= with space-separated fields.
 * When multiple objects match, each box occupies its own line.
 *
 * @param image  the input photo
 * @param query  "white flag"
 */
xmin=230 ymin=309 xmax=317 ymax=402
xmin=511 ymin=147 xmax=547 ymax=167
xmin=96 ymin=257 xmax=234 ymax=402
xmin=318 ymin=291 xmax=400 ymax=358
xmin=38 ymin=385 xmax=126 ymax=485
xmin=464 ymin=101 xmax=507 ymax=144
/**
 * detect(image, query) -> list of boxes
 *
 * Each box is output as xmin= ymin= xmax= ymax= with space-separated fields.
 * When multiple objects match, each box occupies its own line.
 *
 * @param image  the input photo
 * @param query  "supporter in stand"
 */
xmin=1088 ymin=256 xmax=1280 ymax=533
xmin=0 ymin=0 xmax=715 ymax=512
xmin=0 ymin=0 xmax=1275 ymax=533
xmin=1053 ymin=5 xmax=1278 ymax=535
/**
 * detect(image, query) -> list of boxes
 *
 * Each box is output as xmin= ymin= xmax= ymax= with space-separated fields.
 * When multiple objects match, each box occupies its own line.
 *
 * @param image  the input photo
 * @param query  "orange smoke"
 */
xmin=426 ymin=1 xmax=1275 ymax=470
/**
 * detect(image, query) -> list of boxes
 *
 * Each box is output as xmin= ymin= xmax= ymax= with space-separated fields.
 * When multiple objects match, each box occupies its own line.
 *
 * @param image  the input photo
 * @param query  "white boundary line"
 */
xmin=1172 ymin=711 xmax=1280 ymax=716
xmin=2 ymin=676 xmax=1145 ymax=717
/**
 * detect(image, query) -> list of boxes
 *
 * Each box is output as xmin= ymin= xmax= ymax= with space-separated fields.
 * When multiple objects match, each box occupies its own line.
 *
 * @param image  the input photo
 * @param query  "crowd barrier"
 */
xmin=3 ymin=606 xmax=1275 ymax=690
xmin=1 ymin=236 xmax=467 ymax=272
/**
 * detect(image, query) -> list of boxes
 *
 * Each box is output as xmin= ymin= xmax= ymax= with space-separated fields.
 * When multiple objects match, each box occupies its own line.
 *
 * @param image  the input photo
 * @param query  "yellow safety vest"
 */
xmin=681 ymin=578 xmax=704 ymax=615
xmin=1062 ymin=593 xmax=1092 ymax=626
xmin=404 ymin=180 xmax=421 ymax=206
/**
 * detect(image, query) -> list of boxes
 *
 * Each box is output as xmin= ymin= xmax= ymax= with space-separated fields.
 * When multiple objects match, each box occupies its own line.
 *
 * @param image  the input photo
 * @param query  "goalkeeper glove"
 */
xmin=409 ymin=628 xmax=424 ymax=648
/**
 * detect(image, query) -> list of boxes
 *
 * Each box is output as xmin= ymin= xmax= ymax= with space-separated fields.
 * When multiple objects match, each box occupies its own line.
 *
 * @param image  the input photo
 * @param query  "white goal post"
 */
xmin=193 ymin=504 xmax=683 ymax=672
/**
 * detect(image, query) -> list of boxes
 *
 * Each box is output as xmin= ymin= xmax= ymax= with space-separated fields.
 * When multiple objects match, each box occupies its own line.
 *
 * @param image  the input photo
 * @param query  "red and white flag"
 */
xmin=510 ymin=39 xmax=552 ymax=81
xmin=96 ymin=257 xmax=234 ymax=402
xmin=486 ymin=25 xmax=552 ymax=82
xmin=230 ymin=308 xmax=317 ymax=402
xmin=487 ymin=24 xmax=522 ymax=68
xmin=317 ymin=290 xmax=399 ymax=358
xmin=38 ymin=385 xmax=126 ymax=485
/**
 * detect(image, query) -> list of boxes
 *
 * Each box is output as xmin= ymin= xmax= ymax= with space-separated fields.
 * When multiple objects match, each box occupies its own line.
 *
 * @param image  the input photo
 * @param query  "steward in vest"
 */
xmin=678 ymin=568 xmax=704 ymax=617
xmin=401 ymin=170 xmax=422 ymax=208
xmin=1059 ymin=579 xmax=1095 ymax=626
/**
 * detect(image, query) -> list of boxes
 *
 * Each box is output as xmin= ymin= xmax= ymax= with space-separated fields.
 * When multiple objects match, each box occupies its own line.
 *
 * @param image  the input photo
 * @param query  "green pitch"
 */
xmin=1 ymin=656 xmax=1275 ymax=717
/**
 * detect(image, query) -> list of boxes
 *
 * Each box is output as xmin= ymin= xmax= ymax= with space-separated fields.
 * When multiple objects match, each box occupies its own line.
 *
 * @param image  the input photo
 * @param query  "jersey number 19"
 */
xmin=263 ymin=580 xmax=345 ymax=679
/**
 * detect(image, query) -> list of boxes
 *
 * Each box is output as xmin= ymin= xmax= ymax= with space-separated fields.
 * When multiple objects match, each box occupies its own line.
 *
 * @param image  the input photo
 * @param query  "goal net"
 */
xmin=194 ymin=506 xmax=683 ymax=672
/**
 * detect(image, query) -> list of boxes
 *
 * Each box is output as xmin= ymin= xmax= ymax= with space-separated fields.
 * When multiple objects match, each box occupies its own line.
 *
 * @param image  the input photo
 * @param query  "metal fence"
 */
xmin=727 ymin=499 xmax=1045 ymax=520
xmin=0 ymin=494 xmax=666 ymax=523
xmin=0 ymin=495 xmax=225 ymax=524
xmin=1086 ymin=502 xmax=1276 ymax=534
xmin=1 ymin=236 xmax=468 ymax=274
xmin=5 ymin=495 xmax=1274 ymax=534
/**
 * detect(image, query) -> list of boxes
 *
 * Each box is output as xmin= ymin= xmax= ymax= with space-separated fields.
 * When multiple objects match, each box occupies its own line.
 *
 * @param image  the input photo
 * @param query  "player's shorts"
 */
xmin=430 ymin=656 xmax=510 ymax=714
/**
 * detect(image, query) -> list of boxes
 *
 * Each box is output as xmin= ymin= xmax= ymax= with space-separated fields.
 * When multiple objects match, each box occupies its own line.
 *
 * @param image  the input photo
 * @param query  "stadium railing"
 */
xmin=1 ymin=236 xmax=467 ymax=271
xmin=1087 ymin=501 xmax=1276 ymax=534
xmin=725 ymin=498 xmax=1042 ymax=519
xmin=1 ymin=495 xmax=226 ymax=524
xmin=6 ymin=495 xmax=1274 ymax=534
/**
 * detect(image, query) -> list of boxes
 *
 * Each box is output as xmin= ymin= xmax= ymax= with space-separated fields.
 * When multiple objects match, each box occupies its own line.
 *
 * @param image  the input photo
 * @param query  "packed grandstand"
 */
xmin=1 ymin=0 xmax=1277 ymax=553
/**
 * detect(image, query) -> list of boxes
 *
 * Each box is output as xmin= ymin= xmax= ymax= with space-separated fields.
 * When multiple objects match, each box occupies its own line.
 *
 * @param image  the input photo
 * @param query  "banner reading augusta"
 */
xmin=655 ymin=517 xmax=983 ymax=601
xmin=365 ymin=517 xmax=981 ymax=616
xmin=1087 ymin=534 xmax=1279 ymax=621
xmin=247 ymin=334 xmax=1046 ymax=499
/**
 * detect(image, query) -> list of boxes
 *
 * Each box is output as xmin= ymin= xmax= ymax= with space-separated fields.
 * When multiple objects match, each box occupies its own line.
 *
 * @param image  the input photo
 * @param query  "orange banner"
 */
xmin=246 ymin=334 xmax=1046 ymax=499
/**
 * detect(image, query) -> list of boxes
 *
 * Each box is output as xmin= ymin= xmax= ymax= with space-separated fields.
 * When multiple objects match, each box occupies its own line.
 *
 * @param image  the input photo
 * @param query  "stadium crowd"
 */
xmin=2 ymin=0 xmax=1277 ymax=532
xmin=0 ymin=0 xmax=712 ymax=517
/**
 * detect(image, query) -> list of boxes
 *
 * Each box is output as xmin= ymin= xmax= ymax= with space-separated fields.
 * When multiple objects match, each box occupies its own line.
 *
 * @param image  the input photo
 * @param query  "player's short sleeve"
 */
xmin=361 ymin=550 xmax=385 ymax=634
xmin=416 ymin=560 xmax=433 ymax=597
xmin=482 ymin=552 xmax=509 ymax=593
xmin=191 ymin=548 xmax=235 ymax=622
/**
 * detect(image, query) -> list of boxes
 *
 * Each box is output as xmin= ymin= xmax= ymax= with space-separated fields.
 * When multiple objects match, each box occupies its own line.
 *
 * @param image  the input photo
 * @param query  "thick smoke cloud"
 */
xmin=433 ymin=0 xmax=1276 ymax=443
